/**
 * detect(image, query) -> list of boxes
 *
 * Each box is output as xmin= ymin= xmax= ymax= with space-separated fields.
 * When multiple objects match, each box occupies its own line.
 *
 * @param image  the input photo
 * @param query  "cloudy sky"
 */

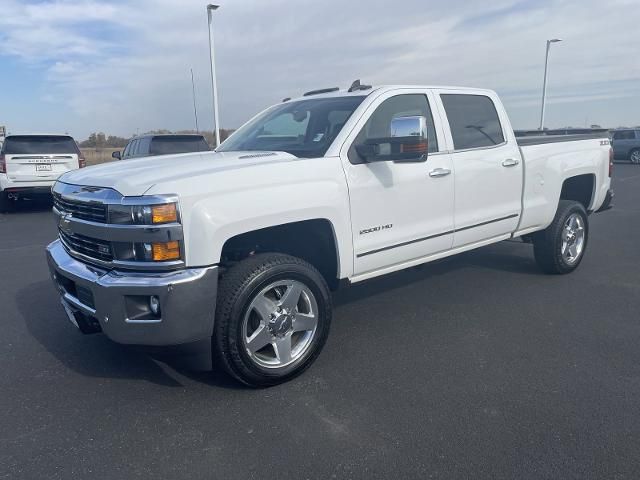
xmin=0 ymin=0 xmax=638 ymax=140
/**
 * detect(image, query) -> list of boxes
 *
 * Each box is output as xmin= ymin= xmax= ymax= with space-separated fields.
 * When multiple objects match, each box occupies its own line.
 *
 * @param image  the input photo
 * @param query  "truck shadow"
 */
xmin=334 ymin=241 xmax=541 ymax=307
xmin=17 ymin=241 xmax=539 ymax=390
xmin=2 ymin=198 xmax=53 ymax=215
xmin=17 ymin=280 xmax=244 ymax=389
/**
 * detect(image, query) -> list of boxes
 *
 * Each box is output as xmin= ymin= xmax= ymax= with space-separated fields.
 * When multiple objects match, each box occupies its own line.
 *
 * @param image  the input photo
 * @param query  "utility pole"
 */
xmin=539 ymin=38 xmax=562 ymax=130
xmin=207 ymin=4 xmax=221 ymax=147
xmin=191 ymin=68 xmax=199 ymax=132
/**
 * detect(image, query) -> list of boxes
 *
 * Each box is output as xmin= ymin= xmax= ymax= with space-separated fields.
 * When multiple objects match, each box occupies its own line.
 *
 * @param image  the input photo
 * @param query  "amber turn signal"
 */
xmin=152 ymin=203 xmax=178 ymax=224
xmin=400 ymin=142 xmax=428 ymax=153
xmin=152 ymin=241 xmax=181 ymax=261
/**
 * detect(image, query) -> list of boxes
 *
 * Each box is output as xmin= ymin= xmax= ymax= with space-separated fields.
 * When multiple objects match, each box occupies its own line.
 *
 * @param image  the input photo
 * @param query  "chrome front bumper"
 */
xmin=46 ymin=239 xmax=218 ymax=347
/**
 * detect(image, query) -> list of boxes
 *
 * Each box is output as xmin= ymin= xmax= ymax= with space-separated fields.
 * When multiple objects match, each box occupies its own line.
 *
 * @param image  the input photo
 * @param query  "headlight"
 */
xmin=107 ymin=200 xmax=183 ymax=263
xmin=151 ymin=204 xmax=178 ymax=224
xmin=109 ymin=202 xmax=179 ymax=225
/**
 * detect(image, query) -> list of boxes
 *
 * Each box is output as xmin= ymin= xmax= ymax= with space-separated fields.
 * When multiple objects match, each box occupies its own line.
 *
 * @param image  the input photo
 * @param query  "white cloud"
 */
xmin=0 ymin=0 xmax=638 ymax=137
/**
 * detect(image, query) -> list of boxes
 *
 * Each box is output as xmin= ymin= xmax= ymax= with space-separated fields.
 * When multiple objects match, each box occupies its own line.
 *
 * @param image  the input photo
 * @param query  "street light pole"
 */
xmin=539 ymin=38 xmax=562 ymax=131
xmin=207 ymin=4 xmax=221 ymax=148
xmin=190 ymin=68 xmax=199 ymax=133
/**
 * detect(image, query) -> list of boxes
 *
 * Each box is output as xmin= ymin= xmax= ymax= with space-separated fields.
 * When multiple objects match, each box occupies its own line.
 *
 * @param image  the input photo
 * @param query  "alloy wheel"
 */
xmin=242 ymin=280 xmax=319 ymax=369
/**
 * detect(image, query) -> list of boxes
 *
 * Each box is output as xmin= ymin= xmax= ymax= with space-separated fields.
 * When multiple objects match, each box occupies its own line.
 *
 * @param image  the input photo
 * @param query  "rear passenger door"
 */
xmin=436 ymin=91 xmax=522 ymax=248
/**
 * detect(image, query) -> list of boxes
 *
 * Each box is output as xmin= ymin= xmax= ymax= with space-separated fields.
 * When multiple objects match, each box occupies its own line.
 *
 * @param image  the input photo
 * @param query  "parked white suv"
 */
xmin=1 ymin=134 xmax=85 ymax=212
xmin=46 ymin=83 xmax=614 ymax=386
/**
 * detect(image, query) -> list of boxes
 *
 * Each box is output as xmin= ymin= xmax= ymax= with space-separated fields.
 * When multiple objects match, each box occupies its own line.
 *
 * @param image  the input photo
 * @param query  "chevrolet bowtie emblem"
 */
xmin=59 ymin=213 xmax=74 ymax=235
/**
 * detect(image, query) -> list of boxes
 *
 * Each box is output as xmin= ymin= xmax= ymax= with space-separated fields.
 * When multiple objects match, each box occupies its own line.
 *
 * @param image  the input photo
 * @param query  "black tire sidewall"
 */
xmin=220 ymin=258 xmax=332 ymax=385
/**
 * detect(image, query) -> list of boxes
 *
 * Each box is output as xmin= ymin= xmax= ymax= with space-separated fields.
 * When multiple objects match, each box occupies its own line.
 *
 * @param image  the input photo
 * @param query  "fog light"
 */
xmin=149 ymin=296 xmax=161 ymax=316
xmin=152 ymin=241 xmax=181 ymax=261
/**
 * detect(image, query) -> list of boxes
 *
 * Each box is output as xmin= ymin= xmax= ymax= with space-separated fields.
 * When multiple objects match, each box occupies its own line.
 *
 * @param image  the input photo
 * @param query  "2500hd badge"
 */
xmin=360 ymin=224 xmax=393 ymax=235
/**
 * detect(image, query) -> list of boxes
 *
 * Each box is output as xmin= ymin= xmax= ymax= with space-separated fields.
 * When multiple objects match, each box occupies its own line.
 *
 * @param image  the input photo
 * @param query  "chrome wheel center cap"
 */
xmin=268 ymin=309 xmax=294 ymax=338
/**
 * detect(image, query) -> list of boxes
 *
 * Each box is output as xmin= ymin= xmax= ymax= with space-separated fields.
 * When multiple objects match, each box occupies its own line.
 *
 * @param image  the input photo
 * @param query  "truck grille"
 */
xmin=59 ymin=229 xmax=113 ymax=262
xmin=53 ymin=193 xmax=108 ymax=223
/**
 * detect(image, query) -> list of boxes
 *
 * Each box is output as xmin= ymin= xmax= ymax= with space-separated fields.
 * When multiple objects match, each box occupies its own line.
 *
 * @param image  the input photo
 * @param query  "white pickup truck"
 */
xmin=46 ymin=83 xmax=614 ymax=386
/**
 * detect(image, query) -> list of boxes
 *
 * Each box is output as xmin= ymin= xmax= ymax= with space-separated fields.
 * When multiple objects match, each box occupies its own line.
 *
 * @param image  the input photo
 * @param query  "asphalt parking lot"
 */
xmin=1 ymin=164 xmax=639 ymax=479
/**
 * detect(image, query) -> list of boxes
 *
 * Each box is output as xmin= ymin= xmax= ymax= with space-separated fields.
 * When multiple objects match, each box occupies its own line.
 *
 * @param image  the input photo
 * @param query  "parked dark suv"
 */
xmin=611 ymin=129 xmax=640 ymax=164
xmin=113 ymin=134 xmax=210 ymax=160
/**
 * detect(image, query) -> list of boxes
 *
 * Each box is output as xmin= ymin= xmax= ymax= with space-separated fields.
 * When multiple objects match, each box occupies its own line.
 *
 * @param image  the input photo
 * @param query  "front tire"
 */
xmin=630 ymin=149 xmax=640 ymax=164
xmin=533 ymin=200 xmax=589 ymax=274
xmin=214 ymin=253 xmax=332 ymax=387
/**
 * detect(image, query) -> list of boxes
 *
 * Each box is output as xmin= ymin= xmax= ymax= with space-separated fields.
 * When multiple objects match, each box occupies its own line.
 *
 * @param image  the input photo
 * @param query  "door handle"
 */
xmin=502 ymin=158 xmax=520 ymax=167
xmin=429 ymin=168 xmax=451 ymax=178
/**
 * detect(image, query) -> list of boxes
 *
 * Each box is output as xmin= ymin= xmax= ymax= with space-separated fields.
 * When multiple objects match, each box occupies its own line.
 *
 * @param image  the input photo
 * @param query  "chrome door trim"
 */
xmin=356 ymin=213 xmax=519 ymax=257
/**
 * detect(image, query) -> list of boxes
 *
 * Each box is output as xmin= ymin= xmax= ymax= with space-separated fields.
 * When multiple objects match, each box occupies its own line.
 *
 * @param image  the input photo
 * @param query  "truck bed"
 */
xmin=516 ymin=132 xmax=609 ymax=146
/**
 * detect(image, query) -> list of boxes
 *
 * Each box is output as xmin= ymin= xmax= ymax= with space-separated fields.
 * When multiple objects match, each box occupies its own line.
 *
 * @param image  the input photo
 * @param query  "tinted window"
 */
xmin=262 ymin=113 xmax=309 ymax=138
xmin=122 ymin=141 xmax=132 ymax=158
xmin=613 ymin=130 xmax=635 ymax=140
xmin=138 ymin=136 xmax=152 ymax=155
xmin=149 ymin=136 xmax=210 ymax=155
xmin=441 ymin=94 xmax=505 ymax=150
xmin=2 ymin=135 xmax=79 ymax=154
xmin=218 ymin=96 xmax=366 ymax=158
xmin=348 ymin=94 xmax=438 ymax=164
xmin=129 ymin=139 xmax=139 ymax=157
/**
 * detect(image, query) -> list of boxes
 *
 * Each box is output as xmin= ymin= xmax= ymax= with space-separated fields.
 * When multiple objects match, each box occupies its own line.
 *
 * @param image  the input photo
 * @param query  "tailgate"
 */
xmin=5 ymin=154 xmax=79 ymax=182
xmin=1 ymin=135 xmax=81 ymax=182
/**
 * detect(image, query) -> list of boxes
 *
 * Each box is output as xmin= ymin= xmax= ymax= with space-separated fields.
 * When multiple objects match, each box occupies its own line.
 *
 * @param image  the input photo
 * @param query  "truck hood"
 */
xmin=58 ymin=151 xmax=298 ymax=196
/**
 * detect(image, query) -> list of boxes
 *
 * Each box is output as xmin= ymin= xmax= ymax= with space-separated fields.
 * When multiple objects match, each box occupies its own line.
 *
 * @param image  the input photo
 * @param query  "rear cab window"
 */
xmin=612 ymin=130 xmax=636 ymax=140
xmin=440 ymin=94 xmax=505 ymax=150
xmin=2 ymin=135 xmax=79 ymax=155
xmin=149 ymin=136 xmax=210 ymax=155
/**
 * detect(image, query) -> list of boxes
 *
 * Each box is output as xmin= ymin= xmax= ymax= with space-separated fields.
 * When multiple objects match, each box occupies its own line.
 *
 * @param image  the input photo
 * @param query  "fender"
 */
xmin=152 ymin=156 xmax=354 ymax=278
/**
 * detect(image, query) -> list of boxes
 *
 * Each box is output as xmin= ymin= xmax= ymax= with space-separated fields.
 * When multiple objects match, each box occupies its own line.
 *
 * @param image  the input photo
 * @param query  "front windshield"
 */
xmin=218 ymin=96 xmax=366 ymax=158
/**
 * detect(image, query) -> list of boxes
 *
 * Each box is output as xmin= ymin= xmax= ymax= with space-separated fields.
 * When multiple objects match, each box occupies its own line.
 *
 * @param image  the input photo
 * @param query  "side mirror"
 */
xmin=355 ymin=116 xmax=428 ymax=163
xmin=112 ymin=151 xmax=121 ymax=160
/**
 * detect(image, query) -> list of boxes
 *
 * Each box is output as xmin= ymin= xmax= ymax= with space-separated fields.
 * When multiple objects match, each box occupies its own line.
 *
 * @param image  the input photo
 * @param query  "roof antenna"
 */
xmin=348 ymin=79 xmax=372 ymax=92
xmin=348 ymin=79 xmax=361 ymax=92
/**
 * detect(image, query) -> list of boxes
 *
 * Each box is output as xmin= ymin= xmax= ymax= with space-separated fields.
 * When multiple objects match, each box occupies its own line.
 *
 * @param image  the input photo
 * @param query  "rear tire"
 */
xmin=0 ymin=191 xmax=15 ymax=213
xmin=533 ymin=200 xmax=589 ymax=274
xmin=630 ymin=149 xmax=640 ymax=164
xmin=213 ymin=253 xmax=332 ymax=387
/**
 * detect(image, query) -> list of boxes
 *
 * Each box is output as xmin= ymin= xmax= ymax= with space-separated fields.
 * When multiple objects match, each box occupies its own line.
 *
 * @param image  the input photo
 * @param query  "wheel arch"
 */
xmin=559 ymin=173 xmax=596 ymax=211
xmin=218 ymin=219 xmax=342 ymax=290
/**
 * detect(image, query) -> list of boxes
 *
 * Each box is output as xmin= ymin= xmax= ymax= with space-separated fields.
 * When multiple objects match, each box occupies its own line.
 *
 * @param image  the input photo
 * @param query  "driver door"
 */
xmin=340 ymin=90 xmax=455 ymax=278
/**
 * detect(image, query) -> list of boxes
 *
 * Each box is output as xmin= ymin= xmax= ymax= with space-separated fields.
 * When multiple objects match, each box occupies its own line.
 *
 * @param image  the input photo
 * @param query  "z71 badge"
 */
xmin=360 ymin=224 xmax=393 ymax=235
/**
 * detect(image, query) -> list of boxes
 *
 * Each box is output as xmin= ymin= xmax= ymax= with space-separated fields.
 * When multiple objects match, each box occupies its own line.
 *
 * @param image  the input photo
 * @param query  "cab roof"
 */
xmin=284 ymin=84 xmax=495 ymax=103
